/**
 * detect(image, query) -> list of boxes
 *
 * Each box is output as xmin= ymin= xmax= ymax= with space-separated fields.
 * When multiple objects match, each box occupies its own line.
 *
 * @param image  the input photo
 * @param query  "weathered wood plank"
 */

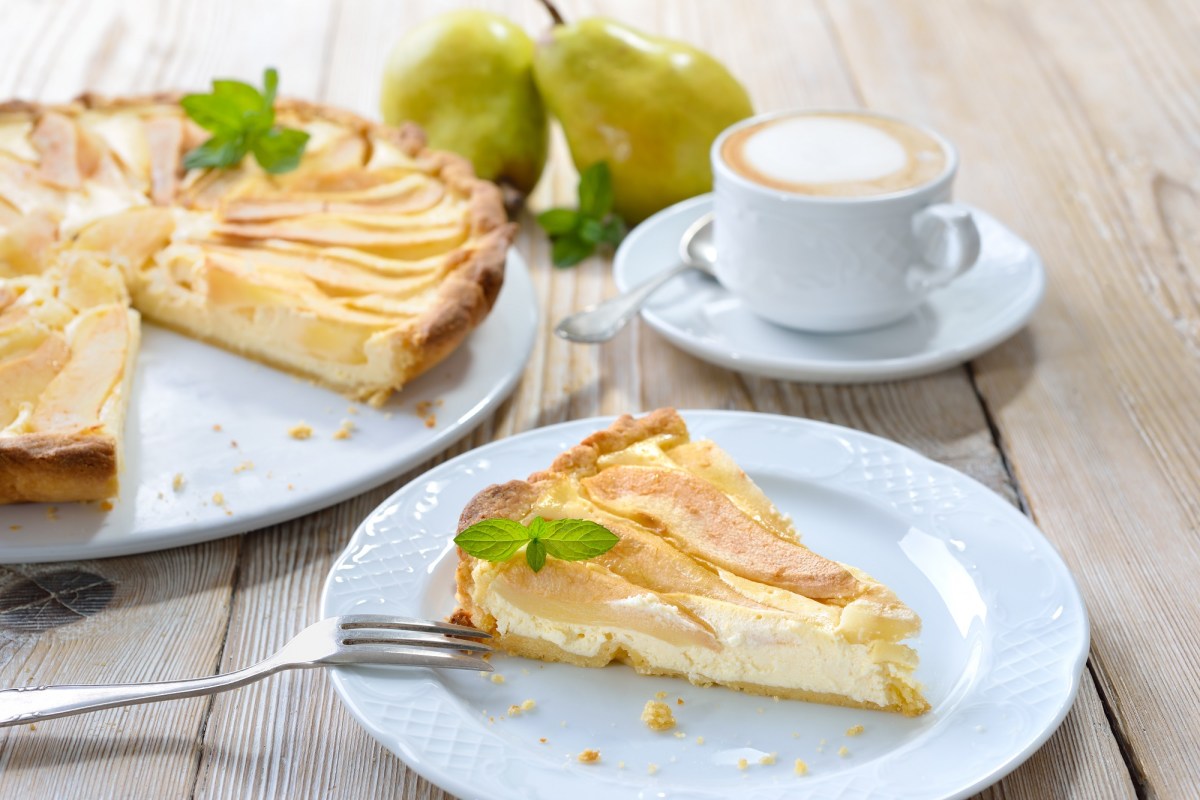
xmin=824 ymin=0 xmax=1200 ymax=794
xmin=0 ymin=0 xmax=1160 ymax=797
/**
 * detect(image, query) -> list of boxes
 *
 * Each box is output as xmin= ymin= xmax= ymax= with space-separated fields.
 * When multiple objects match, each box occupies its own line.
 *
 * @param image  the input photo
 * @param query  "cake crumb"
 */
xmin=676 ymin=697 xmax=684 ymax=705
xmin=695 ymin=736 xmax=705 ymax=745
xmin=212 ymin=424 xmax=222 ymax=432
xmin=538 ymin=737 xmax=547 ymax=744
xmin=347 ymin=405 xmax=359 ymax=415
xmin=760 ymin=752 xmax=777 ymax=766
xmin=617 ymin=761 xmax=626 ymax=770
xmin=229 ymin=440 xmax=238 ymax=448
xmin=577 ymin=749 xmax=600 ymax=764
xmin=791 ymin=732 xmax=800 ymax=739
xmin=424 ymin=414 xmax=437 ymax=428
xmin=654 ymin=691 xmax=668 ymax=700
xmin=846 ymin=724 xmax=865 ymax=737
xmin=173 ymin=473 xmax=185 ymax=491
xmin=489 ymin=674 xmax=505 ymax=684
xmin=507 ymin=704 xmax=522 ymax=717
xmin=520 ymin=699 xmax=536 ymax=712
xmin=737 ymin=758 xmax=748 ymax=771
xmin=45 ymin=506 xmax=59 ymax=521
xmin=212 ymin=492 xmax=225 ymax=506
xmin=641 ymin=700 xmax=676 ymax=731
xmin=794 ymin=759 xmax=808 ymax=776
xmin=233 ymin=461 xmax=255 ymax=474
xmin=672 ymin=731 xmax=687 ymax=739
xmin=287 ymin=484 xmax=295 ymax=491
xmin=333 ymin=419 xmax=356 ymax=440
xmin=98 ymin=500 xmax=113 ymax=512
xmin=838 ymin=745 xmax=850 ymax=758
xmin=8 ymin=525 xmax=19 ymax=531
xmin=647 ymin=763 xmax=659 ymax=775
xmin=288 ymin=423 xmax=313 ymax=440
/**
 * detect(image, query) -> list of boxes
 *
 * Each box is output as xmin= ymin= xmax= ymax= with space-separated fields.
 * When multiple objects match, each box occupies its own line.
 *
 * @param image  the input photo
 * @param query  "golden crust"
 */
xmin=0 ymin=433 xmax=117 ymax=503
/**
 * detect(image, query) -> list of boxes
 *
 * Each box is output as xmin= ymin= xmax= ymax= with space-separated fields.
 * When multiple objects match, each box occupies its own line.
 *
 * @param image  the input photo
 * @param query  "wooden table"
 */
xmin=0 ymin=0 xmax=1195 ymax=796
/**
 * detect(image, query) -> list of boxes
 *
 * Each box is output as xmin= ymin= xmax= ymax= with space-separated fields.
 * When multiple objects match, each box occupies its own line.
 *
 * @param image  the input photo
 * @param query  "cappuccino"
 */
xmin=720 ymin=112 xmax=947 ymax=197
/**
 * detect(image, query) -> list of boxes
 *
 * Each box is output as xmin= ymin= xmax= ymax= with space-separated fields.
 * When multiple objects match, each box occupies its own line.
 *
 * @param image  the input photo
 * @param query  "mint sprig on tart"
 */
xmin=454 ymin=517 xmax=619 ymax=572
xmin=181 ymin=67 xmax=310 ymax=174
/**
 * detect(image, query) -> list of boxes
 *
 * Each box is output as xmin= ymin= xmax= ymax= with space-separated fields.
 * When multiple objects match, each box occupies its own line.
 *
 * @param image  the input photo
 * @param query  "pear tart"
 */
xmin=0 ymin=94 xmax=512 ymax=502
xmin=453 ymin=409 xmax=929 ymax=715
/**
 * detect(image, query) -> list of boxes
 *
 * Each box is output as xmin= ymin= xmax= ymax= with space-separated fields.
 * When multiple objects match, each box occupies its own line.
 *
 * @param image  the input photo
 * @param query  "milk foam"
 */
xmin=743 ymin=117 xmax=907 ymax=185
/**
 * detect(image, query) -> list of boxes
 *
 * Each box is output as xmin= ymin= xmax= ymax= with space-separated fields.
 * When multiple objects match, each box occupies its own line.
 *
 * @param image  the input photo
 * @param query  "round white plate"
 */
xmin=612 ymin=195 xmax=1045 ymax=382
xmin=321 ymin=410 xmax=1088 ymax=800
xmin=0 ymin=252 xmax=537 ymax=563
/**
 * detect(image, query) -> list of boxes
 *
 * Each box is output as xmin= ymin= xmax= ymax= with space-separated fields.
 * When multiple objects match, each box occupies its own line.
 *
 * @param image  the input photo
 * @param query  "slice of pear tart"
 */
xmin=0 ymin=94 xmax=512 ymax=503
xmin=453 ymin=409 xmax=930 ymax=715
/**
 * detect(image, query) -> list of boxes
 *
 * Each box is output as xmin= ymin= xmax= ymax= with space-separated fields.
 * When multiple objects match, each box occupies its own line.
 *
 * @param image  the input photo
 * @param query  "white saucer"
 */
xmin=612 ymin=195 xmax=1045 ymax=382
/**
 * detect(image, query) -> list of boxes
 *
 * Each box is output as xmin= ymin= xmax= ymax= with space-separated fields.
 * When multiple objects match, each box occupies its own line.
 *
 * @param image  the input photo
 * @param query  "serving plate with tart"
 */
xmin=322 ymin=410 xmax=1088 ymax=800
xmin=0 ymin=92 xmax=535 ymax=560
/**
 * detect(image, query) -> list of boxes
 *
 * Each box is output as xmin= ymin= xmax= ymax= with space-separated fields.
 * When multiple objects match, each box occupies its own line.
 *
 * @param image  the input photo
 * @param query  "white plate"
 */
xmin=613 ymin=195 xmax=1045 ymax=382
xmin=0 ymin=252 xmax=537 ymax=563
xmin=321 ymin=410 xmax=1088 ymax=800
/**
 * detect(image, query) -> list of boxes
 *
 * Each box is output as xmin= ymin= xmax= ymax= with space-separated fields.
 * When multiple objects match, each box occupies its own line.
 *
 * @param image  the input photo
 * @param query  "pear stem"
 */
xmin=536 ymin=0 xmax=566 ymax=26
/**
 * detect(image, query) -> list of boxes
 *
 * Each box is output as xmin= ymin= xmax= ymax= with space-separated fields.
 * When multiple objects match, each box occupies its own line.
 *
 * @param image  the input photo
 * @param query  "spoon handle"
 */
xmin=555 ymin=261 xmax=694 ymax=343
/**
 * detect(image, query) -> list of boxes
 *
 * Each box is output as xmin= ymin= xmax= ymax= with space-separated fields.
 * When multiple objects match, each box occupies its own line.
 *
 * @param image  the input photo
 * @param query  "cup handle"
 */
xmin=908 ymin=203 xmax=981 ymax=292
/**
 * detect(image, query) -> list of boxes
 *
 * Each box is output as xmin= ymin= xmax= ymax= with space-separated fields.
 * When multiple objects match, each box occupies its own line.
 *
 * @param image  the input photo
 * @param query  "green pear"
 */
xmin=532 ymin=15 xmax=753 ymax=223
xmin=381 ymin=11 xmax=548 ymax=194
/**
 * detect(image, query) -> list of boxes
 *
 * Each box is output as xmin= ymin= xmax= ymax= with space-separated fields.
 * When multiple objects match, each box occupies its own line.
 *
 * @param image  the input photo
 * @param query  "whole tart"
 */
xmin=453 ymin=408 xmax=930 ymax=716
xmin=0 ymin=94 xmax=513 ymax=503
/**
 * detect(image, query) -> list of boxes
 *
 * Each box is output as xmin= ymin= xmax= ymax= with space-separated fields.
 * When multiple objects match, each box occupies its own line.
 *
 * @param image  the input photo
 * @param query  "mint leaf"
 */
xmin=525 ymin=538 xmax=547 ymax=572
xmin=599 ymin=217 xmax=626 ymax=245
xmin=181 ymin=67 xmax=308 ymax=175
xmin=211 ymin=80 xmax=263 ymax=117
xmin=540 ymin=519 xmax=619 ymax=561
xmin=180 ymin=94 xmax=244 ymax=135
xmin=551 ymin=233 xmax=593 ymax=268
xmin=537 ymin=208 xmax=579 ymax=235
xmin=578 ymin=162 xmax=613 ymax=219
xmin=260 ymin=67 xmax=279 ymax=112
xmin=252 ymin=127 xmax=310 ymax=174
xmin=578 ymin=217 xmax=606 ymax=245
xmin=537 ymin=161 xmax=626 ymax=269
xmin=182 ymin=135 xmax=247 ymax=171
xmin=454 ymin=519 xmax=530 ymax=562
xmin=527 ymin=516 xmax=549 ymax=540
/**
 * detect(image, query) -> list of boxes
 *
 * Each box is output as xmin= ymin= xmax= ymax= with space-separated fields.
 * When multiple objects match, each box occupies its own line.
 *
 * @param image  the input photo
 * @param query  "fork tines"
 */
xmin=337 ymin=613 xmax=491 ymax=639
xmin=334 ymin=613 xmax=494 ymax=672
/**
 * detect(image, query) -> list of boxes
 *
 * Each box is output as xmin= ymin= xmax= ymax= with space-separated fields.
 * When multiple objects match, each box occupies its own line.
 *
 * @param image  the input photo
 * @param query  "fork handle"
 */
xmin=0 ymin=660 xmax=298 ymax=727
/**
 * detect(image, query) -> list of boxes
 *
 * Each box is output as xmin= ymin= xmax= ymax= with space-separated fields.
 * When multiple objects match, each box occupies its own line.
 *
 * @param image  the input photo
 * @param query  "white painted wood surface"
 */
xmin=3 ymin=0 xmax=1195 ymax=795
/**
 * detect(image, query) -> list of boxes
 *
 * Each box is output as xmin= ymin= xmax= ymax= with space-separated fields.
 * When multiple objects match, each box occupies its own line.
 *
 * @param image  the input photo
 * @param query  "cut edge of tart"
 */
xmin=0 ymin=253 xmax=139 ymax=503
xmin=452 ymin=408 xmax=930 ymax=716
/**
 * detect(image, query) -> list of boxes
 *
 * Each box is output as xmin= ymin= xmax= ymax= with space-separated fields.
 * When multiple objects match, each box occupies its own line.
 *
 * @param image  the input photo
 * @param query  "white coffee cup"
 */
xmin=711 ymin=109 xmax=980 ymax=332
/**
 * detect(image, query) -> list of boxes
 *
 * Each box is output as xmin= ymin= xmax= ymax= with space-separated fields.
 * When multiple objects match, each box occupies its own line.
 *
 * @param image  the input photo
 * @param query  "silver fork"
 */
xmin=0 ymin=614 xmax=491 ymax=728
